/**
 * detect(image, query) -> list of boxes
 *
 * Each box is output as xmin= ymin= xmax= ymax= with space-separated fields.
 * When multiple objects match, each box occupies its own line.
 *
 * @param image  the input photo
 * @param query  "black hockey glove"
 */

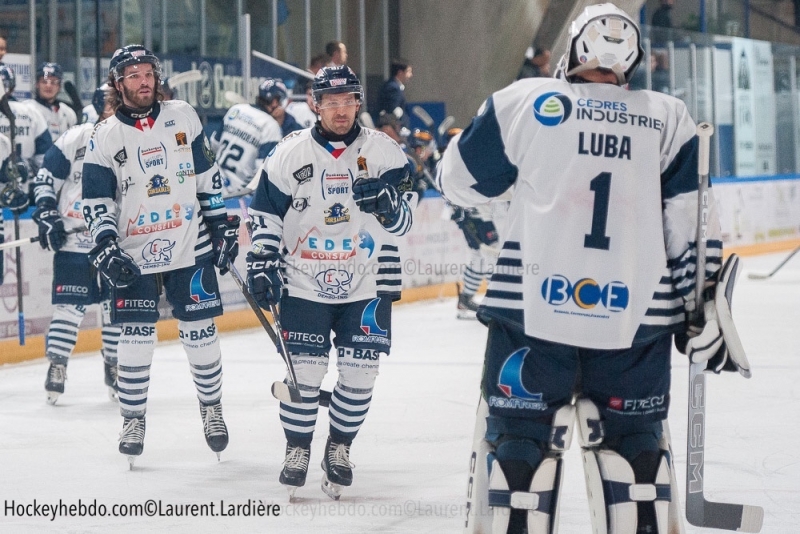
xmin=209 ymin=214 xmax=240 ymax=276
xmin=32 ymin=200 xmax=67 ymax=252
xmin=451 ymin=206 xmax=498 ymax=251
xmin=246 ymin=251 xmax=283 ymax=309
xmin=89 ymin=236 xmax=141 ymax=289
xmin=353 ymin=177 xmax=401 ymax=225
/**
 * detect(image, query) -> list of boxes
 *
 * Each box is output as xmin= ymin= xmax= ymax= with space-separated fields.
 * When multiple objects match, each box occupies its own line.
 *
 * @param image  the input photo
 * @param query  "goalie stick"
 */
xmin=686 ymin=122 xmax=763 ymax=532
xmin=747 ymin=244 xmax=800 ymax=280
xmin=0 ymin=90 xmax=26 ymax=345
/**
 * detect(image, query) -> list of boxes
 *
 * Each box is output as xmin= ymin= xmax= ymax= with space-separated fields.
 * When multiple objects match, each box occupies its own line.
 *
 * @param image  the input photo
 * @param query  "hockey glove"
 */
xmin=89 ymin=236 xmax=141 ymax=289
xmin=353 ymin=177 xmax=401 ymax=225
xmin=246 ymin=251 xmax=283 ymax=309
xmin=0 ymin=183 xmax=29 ymax=214
xmin=209 ymin=214 xmax=240 ymax=276
xmin=451 ymin=206 xmax=498 ymax=251
xmin=32 ymin=200 xmax=67 ymax=252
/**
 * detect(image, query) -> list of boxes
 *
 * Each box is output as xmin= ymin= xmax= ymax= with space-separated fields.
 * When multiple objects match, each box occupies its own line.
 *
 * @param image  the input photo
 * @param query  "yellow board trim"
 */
xmin=3 ymin=238 xmax=797 ymax=365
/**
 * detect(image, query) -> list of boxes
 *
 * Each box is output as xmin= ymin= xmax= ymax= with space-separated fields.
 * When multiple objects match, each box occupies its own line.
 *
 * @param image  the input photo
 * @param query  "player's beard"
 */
xmin=122 ymin=83 xmax=155 ymax=109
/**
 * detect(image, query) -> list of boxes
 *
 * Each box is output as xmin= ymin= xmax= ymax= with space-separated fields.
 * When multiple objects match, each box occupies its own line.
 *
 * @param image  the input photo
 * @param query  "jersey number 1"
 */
xmin=584 ymin=172 xmax=611 ymax=250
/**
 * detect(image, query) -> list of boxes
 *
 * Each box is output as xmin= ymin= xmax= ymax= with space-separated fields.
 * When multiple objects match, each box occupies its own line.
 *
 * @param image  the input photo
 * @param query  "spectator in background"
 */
xmin=517 ymin=47 xmax=551 ymax=80
xmin=308 ymin=53 xmax=328 ymax=76
xmin=652 ymin=0 xmax=674 ymax=28
xmin=378 ymin=58 xmax=413 ymax=128
xmin=325 ymin=41 xmax=347 ymax=67
xmin=0 ymin=36 xmax=7 ymax=64
xmin=651 ymin=50 xmax=671 ymax=94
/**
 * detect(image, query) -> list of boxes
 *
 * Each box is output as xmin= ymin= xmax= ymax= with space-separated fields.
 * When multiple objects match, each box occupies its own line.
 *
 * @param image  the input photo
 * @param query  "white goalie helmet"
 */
xmin=564 ymin=3 xmax=644 ymax=85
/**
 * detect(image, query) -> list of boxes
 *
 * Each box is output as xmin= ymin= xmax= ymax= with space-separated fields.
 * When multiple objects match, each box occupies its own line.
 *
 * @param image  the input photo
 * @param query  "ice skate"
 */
xmin=321 ymin=436 xmax=353 ymax=500
xmin=119 ymin=416 xmax=145 ymax=469
xmin=103 ymin=360 xmax=119 ymax=402
xmin=44 ymin=363 xmax=67 ymax=405
xmin=199 ymin=401 xmax=228 ymax=459
xmin=456 ymin=290 xmax=479 ymax=320
xmin=279 ymin=442 xmax=311 ymax=499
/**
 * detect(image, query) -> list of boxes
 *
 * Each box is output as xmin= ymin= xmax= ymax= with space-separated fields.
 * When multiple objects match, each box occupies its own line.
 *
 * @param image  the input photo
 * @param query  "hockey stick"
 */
xmin=411 ymin=105 xmax=434 ymax=128
xmin=437 ymin=115 xmax=455 ymax=139
xmin=0 ymin=90 xmax=26 ymax=345
xmin=165 ymin=69 xmax=202 ymax=87
xmin=0 ymin=226 xmax=83 ymax=251
xmin=686 ymin=122 xmax=763 ymax=533
xmin=62 ymin=81 xmax=84 ymax=118
xmin=747 ymin=244 xmax=800 ymax=280
xmin=224 ymin=90 xmax=247 ymax=106
xmin=227 ymin=262 xmax=302 ymax=404
xmin=358 ymin=111 xmax=375 ymax=129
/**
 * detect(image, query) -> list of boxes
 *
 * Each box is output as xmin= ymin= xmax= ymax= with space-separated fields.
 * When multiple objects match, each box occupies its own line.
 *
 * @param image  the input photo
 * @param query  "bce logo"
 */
xmin=541 ymin=275 xmax=629 ymax=312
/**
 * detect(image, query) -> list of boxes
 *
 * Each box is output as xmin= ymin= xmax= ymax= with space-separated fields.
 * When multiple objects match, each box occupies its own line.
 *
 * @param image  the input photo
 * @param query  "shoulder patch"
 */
xmin=293 ymin=164 xmax=313 ymax=184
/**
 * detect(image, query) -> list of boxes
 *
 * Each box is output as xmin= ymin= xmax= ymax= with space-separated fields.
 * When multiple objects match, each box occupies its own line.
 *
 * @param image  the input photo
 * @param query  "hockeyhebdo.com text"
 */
xmin=283 ymin=499 xmax=470 ymax=520
xmin=291 ymin=259 xmax=540 ymax=278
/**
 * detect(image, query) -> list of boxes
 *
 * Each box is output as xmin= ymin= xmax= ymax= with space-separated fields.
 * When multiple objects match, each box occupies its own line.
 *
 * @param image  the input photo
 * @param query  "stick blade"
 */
xmin=271 ymin=381 xmax=303 ymax=404
xmin=687 ymin=498 xmax=763 ymax=533
xmin=746 ymin=272 xmax=771 ymax=280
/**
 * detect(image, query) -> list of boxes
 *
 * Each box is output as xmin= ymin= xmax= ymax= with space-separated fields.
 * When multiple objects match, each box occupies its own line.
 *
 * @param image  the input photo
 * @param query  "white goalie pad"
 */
xmin=577 ymin=398 xmax=603 ymax=448
xmin=714 ymin=254 xmax=752 ymax=378
xmin=465 ymin=397 xmax=492 ymax=534
xmin=487 ymin=456 xmax=563 ymax=534
xmin=582 ymin=449 xmax=672 ymax=534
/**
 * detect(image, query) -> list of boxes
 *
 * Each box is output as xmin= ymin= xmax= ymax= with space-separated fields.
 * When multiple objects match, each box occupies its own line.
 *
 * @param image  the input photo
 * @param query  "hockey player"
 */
xmin=25 ymin=62 xmax=78 ymax=141
xmin=211 ymin=78 xmax=283 ymax=198
xmin=285 ymin=80 xmax=317 ymax=129
xmin=439 ymin=5 xmax=732 ymax=533
xmin=81 ymin=45 xmax=240 ymax=466
xmin=259 ymin=78 xmax=304 ymax=137
xmin=0 ymin=65 xmax=54 ymax=172
xmin=246 ymin=65 xmax=415 ymax=499
xmin=82 ymin=84 xmax=109 ymax=125
xmin=32 ymin=84 xmax=122 ymax=405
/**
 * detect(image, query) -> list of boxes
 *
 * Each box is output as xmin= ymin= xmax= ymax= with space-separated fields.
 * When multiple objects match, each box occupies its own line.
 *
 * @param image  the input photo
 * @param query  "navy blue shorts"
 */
xmin=52 ymin=251 xmax=108 ymax=306
xmin=279 ymin=295 xmax=393 ymax=354
xmin=110 ymin=256 xmax=223 ymax=324
xmin=483 ymin=320 xmax=671 ymax=437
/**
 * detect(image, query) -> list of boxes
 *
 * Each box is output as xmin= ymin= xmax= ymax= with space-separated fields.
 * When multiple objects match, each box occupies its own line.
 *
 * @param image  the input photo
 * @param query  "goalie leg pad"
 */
xmin=481 ymin=404 xmax=575 ymax=534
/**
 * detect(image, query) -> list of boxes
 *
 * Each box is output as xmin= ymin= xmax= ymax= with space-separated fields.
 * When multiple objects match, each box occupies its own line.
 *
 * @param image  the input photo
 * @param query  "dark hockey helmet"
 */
xmin=258 ymin=78 xmax=289 ymax=106
xmin=0 ymin=65 xmax=16 ymax=93
xmin=563 ymin=3 xmax=644 ymax=85
xmin=109 ymin=44 xmax=162 ymax=81
xmin=36 ymin=62 xmax=63 ymax=81
xmin=92 ymin=83 xmax=110 ymax=115
xmin=311 ymin=65 xmax=363 ymax=105
xmin=407 ymin=128 xmax=436 ymax=152
xmin=440 ymin=127 xmax=463 ymax=151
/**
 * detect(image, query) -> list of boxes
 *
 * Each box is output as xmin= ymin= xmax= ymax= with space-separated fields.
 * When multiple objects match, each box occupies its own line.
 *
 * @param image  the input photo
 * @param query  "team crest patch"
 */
xmin=292 ymin=197 xmax=309 ymax=211
xmin=293 ymin=164 xmax=313 ymax=184
xmin=146 ymin=175 xmax=171 ymax=197
xmin=324 ymin=203 xmax=350 ymax=225
xmin=114 ymin=147 xmax=128 ymax=166
xmin=175 ymin=132 xmax=188 ymax=146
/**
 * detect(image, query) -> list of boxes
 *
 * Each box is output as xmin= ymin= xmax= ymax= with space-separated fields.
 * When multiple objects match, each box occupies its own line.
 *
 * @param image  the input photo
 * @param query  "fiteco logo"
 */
xmin=541 ymin=275 xmax=629 ymax=312
xmin=533 ymin=92 xmax=572 ymax=126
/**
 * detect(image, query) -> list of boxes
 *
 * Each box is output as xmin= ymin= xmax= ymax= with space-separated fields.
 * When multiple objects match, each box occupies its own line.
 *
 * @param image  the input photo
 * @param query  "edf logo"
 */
xmin=533 ymin=92 xmax=572 ymax=126
xmin=541 ymin=276 xmax=629 ymax=312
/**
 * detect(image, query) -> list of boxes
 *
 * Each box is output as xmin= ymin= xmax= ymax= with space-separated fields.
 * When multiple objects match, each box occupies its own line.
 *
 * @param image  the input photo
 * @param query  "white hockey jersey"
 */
xmin=286 ymin=101 xmax=317 ymax=129
xmin=24 ymin=98 xmax=78 ymax=141
xmin=438 ymin=78 xmax=723 ymax=349
xmin=0 ymin=100 xmax=53 ymax=168
xmin=213 ymin=103 xmax=283 ymax=198
xmin=82 ymin=104 xmax=98 ymax=125
xmin=82 ymin=100 xmax=227 ymax=274
xmin=249 ymin=124 xmax=415 ymax=303
xmin=33 ymin=123 xmax=97 ymax=253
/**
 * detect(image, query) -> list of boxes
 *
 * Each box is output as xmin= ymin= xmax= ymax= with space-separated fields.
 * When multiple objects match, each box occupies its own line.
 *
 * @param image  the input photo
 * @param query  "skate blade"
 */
xmin=126 ymin=455 xmax=137 ymax=470
xmin=456 ymin=310 xmax=478 ymax=320
xmin=216 ymin=452 xmax=221 ymax=461
xmin=46 ymin=391 xmax=61 ymax=405
xmin=321 ymin=476 xmax=343 ymax=500
xmin=108 ymin=387 xmax=119 ymax=402
xmin=284 ymin=485 xmax=299 ymax=501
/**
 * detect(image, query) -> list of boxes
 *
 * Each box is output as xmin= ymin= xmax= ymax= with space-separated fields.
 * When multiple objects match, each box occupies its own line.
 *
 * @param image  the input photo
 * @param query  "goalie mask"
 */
xmin=563 ymin=3 xmax=644 ymax=85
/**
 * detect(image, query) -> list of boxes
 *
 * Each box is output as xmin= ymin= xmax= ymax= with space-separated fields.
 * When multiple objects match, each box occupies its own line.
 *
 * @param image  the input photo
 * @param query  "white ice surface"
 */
xmin=1 ymin=251 xmax=798 ymax=533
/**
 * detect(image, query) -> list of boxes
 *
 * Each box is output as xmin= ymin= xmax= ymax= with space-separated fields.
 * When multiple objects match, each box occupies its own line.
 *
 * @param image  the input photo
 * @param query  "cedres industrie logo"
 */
xmin=533 ymin=91 xmax=572 ymax=126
